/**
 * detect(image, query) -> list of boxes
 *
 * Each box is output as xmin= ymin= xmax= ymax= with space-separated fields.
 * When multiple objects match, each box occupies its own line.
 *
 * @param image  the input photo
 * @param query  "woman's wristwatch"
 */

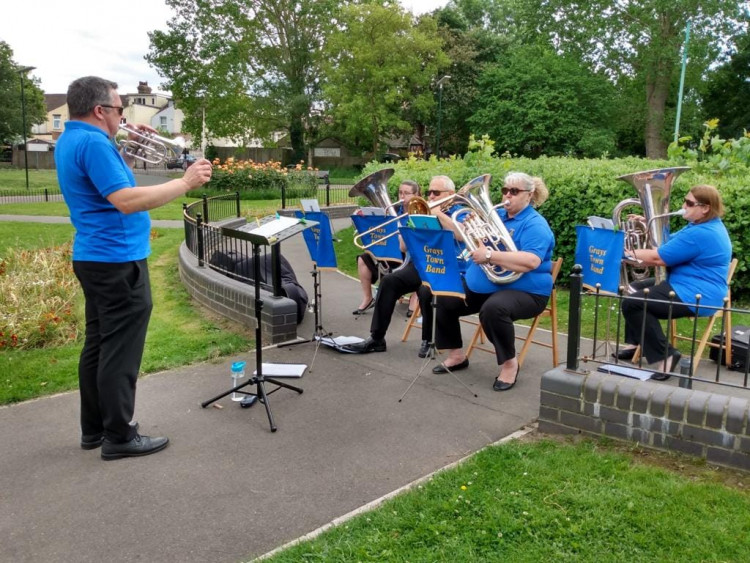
xmin=484 ymin=247 xmax=493 ymax=264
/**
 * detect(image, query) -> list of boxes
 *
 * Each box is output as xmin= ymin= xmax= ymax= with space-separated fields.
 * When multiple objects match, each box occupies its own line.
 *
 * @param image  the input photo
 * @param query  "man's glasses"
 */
xmin=501 ymin=187 xmax=528 ymax=196
xmin=100 ymin=105 xmax=124 ymax=116
xmin=427 ymin=189 xmax=446 ymax=196
xmin=684 ymin=198 xmax=706 ymax=208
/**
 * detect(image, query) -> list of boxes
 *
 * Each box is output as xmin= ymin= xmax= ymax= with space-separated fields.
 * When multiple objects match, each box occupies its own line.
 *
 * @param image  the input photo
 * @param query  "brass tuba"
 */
xmin=450 ymin=174 xmax=522 ymax=285
xmin=612 ymin=166 xmax=690 ymax=286
xmin=350 ymin=168 xmax=400 ymax=250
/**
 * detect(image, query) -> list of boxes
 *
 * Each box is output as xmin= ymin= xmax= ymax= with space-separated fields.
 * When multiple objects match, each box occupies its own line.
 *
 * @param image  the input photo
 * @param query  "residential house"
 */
xmin=30 ymin=94 xmax=68 ymax=141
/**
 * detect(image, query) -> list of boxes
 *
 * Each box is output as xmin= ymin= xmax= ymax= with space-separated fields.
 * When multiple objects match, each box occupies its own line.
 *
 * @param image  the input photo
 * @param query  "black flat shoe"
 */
xmin=342 ymin=336 xmax=387 ymax=354
xmin=651 ymin=351 xmax=681 ymax=381
xmin=432 ymin=358 xmax=469 ymax=374
xmin=353 ymin=299 xmax=375 ymax=315
xmin=406 ymin=308 xmax=414 ymax=318
xmin=611 ymin=346 xmax=637 ymax=361
xmin=493 ymin=364 xmax=520 ymax=392
xmin=101 ymin=434 xmax=169 ymax=460
xmin=81 ymin=421 xmax=138 ymax=450
xmin=418 ymin=340 xmax=430 ymax=358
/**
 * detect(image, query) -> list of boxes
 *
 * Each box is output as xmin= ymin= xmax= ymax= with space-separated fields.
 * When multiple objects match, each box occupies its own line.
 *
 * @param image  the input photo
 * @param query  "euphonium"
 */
xmin=118 ymin=124 xmax=186 ymax=165
xmin=450 ymin=174 xmax=522 ymax=285
xmin=612 ymin=167 xmax=690 ymax=286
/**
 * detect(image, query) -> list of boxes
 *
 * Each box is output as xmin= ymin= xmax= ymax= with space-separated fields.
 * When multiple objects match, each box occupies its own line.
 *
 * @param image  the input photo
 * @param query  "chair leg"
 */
xmin=466 ymin=324 xmax=485 ymax=359
xmin=517 ymin=316 xmax=542 ymax=368
xmin=691 ymin=315 xmax=718 ymax=372
xmin=400 ymin=303 xmax=421 ymax=342
xmin=550 ymin=295 xmax=559 ymax=366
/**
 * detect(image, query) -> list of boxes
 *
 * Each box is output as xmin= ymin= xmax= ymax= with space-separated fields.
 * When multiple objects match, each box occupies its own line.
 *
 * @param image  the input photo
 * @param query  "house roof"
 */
xmin=44 ymin=94 xmax=67 ymax=112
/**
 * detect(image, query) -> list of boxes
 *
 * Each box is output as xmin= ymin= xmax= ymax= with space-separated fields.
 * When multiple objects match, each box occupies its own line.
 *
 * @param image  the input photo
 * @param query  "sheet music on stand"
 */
xmin=587 ymin=216 xmax=615 ymax=230
xmin=222 ymin=214 xmax=319 ymax=245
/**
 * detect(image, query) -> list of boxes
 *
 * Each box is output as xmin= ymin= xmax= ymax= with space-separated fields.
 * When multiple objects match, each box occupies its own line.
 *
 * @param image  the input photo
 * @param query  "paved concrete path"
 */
xmin=0 ymin=212 xmax=559 ymax=562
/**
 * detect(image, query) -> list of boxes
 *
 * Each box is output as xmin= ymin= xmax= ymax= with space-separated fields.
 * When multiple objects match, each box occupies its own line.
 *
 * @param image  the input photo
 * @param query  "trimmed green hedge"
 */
xmin=362 ymin=153 xmax=749 ymax=299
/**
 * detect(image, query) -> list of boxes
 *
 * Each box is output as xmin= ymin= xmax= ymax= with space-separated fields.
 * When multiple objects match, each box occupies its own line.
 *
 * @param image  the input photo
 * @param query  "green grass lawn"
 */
xmin=0 ymin=222 xmax=252 ymax=405
xmin=265 ymin=436 xmax=750 ymax=562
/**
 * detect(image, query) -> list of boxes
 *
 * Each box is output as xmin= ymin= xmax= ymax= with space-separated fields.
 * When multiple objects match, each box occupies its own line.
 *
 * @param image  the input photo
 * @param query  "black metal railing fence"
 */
xmin=0 ymin=187 xmax=63 ymax=203
xmin=567 ymin=264 xmax=750 ymax=391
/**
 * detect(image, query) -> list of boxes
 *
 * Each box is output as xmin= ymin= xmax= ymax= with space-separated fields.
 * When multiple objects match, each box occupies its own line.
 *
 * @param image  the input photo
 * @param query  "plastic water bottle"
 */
xmin=230 ymin=361 xmax=246 ymax=401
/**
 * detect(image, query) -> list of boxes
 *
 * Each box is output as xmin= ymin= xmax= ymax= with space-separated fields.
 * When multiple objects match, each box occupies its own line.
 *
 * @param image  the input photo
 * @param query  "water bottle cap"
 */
xmin=231 ymin=361 xmax=246 ymax=372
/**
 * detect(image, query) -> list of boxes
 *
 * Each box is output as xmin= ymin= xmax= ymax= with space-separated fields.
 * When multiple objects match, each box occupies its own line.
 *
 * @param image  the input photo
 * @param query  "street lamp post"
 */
xmin=18 ymin=66 xmax=36 ymax=190
xmin=435 ymin=75 xmax=451 ymax=159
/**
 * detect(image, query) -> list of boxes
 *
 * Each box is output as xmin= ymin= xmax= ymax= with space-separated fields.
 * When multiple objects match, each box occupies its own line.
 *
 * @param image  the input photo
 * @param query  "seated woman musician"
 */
xmin=353 ymin=180 xmax=421 ymax=315
xmin=619 ymin=184 xmax=732 ymax=376
xmin=433 ymin=172 xmax=555 ymax=391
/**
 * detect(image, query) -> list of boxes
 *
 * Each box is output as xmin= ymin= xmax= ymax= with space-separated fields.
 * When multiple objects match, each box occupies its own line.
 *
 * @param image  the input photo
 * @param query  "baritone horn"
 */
xmin=450 ymin=174 xmax=522 ymax=285
xmin=118 ymin=124 xmax=187 ymax=165
xmin=612 ymin=166 xmax=690 ymax=285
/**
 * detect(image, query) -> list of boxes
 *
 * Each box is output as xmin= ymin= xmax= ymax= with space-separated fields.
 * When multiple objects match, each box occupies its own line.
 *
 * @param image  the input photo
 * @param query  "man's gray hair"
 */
xmin=431 ymin=175 xmax=456 ymax=192
xmin=67 ymin=76 xmax=118 ymax=118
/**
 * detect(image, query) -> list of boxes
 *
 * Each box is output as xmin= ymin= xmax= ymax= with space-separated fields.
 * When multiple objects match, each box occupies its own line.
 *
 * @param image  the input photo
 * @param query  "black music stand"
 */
xmin=200 ymin=215 xmax=317 ymax=432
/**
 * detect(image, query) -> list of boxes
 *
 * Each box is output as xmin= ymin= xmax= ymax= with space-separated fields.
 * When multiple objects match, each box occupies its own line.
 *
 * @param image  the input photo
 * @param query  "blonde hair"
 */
xmin=690 ymin=184 xmax=724 ymax=221
xmin=504 ymin=172 xmax=549 ymax=206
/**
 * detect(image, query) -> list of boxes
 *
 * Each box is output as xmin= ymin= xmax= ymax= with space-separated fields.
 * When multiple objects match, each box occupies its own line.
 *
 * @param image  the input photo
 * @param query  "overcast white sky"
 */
xmin=1 ymin=0 xmax=450 ymax=95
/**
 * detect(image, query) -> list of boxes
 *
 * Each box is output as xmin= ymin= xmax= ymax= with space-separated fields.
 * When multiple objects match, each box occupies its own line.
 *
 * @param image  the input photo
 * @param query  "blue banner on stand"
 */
xmin=295 ymin=211 xmax=337 ymax=269
xmin=351 ymin=215 xmax=402 ymax=262
xmin=400 ymin=228 xmax=464 ymax=297
xmin=574 ymin=225 xmax=625 ymax=294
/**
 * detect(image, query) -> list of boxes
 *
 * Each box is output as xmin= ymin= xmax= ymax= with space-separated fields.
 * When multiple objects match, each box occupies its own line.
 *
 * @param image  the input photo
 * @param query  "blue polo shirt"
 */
xmin=55 ymin=121 xmax=150 ymax=262
xmin=464 ymin=204 xmax=555 ymax=295
xmin=658 ymin=218 xmax=731 ymax=314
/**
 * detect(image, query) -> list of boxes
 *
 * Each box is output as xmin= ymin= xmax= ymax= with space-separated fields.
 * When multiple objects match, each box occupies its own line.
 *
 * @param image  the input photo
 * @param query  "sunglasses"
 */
xmin=684 ymin=198 xmax=706 ymax=208
xmin=501 ymin=187 xmax=529 ymax=196
xmin=427 ymin=189 xmax=447 ymax=196
xmin=100 ymin=104 xmax=124 ymax=116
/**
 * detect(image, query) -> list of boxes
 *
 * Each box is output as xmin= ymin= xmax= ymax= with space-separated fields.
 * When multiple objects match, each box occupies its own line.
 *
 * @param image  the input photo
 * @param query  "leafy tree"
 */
xmin=147 ymin=0 xmax=343 ymax=162
xmin=702 ymin=32 xmax=750 ymax=138
xmin=321 ymin=3 xmax=447 ymax=156
xmin=519 ymin=0 xmax=749 ymax=159
xmin=0 ymin=41 xmax=46 ymax=146
xmin=469 ymin=45 xmax=617 ymax=158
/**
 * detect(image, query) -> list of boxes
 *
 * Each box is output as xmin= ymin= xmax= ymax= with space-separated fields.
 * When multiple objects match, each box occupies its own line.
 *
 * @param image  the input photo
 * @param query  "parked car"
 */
xmin=166 ymin=154 xmax=197 ymax=169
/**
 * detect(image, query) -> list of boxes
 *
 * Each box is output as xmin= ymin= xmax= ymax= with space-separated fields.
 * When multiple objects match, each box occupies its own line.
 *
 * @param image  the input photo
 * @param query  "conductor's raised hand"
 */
xmin=182 ymin=158 xmax=213 ymax=190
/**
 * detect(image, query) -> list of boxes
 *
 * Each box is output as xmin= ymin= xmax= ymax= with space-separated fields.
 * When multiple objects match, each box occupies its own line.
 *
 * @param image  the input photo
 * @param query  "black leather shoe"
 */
xmin=651 ymin=351 xmax=680 ymax=382
xmin=611 ymin=346 xmax=637 ymax=361
xmin=432 ymin=358 xmax=469 ymax=374
xmin=353 ymin=299 xmax=375 ymax=315
xmin=81 ymin=421 xmax=138 ymax=450
xmin=342 ymin=336 xmax=386 ymax=354
xmin=81 ymin=433 xmax=103 ymax=450
xmin=418 ymin=340 xmax=430 ymax=358
xmin=493 ymin=364 xmax=521 ymax=392
xmin=101 ymin=434 xmax=169 ymax=460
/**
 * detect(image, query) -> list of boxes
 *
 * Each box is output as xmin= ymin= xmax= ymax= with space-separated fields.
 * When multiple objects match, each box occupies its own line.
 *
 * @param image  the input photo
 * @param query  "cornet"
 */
xmin=118 ymin=124 xmax=186 ymax=165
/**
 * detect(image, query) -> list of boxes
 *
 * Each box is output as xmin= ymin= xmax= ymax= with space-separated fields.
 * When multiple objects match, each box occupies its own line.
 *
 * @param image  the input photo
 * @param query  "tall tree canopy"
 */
xmin=321 ymin=3 xmax=447 ymax=156
xmin=520 ymin=0 xmax=749 ymax=158
xmin=469 ymin=45 xmax=617 ymax=157
xmin=147 ymin=0 xmax=342 ymax=161
xmin=702 ymin=31 xmax=750 ymax=138
xmin=0 ymin=41 xmax=46 ymax=146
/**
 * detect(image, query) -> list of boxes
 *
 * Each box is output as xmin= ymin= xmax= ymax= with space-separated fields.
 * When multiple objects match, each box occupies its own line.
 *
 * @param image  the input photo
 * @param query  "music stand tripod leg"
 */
xmin=399 ymin=294 xmax=478 ymax=402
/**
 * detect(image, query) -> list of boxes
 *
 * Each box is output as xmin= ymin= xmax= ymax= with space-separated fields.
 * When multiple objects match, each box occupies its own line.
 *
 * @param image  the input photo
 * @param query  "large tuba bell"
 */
xmin=612 ymin=166 xmax=690 ymax=286
xmin=451 ymin=174 xmax=522 ymax=285
xmin=348 ymin=168 xmax=397 ymax=215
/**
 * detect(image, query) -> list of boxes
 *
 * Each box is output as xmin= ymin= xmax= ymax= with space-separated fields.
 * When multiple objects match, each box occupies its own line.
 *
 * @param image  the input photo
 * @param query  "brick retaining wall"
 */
xmin=539 ymin=368 xmax=750 ymax=471
xmin=178 ymin=243 xmax=298 ymax=344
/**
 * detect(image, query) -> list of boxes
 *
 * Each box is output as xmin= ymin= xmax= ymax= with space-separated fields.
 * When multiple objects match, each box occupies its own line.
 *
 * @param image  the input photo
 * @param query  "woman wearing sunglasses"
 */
xmin=619 ymin=184 xmax=732 ymax=377
xmin=432 ymin=172 xmax=555 ymax=392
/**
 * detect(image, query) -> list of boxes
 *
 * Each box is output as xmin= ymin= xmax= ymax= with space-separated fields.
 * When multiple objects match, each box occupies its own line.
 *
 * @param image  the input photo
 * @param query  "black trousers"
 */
xmin=73 ymin=260 xmax=153 ymax=443
xmin=621 ymin=279 xmax=692 ymax=363
xmin=436 ymin=286 xmax=548 ymax=365
xmin=370 ymin=262 xmax=433 ymax=342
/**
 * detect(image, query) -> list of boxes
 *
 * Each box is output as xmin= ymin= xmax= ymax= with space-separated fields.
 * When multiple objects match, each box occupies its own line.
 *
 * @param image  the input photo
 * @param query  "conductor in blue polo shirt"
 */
xmin=433 ymin=172 xmax=555 ymax=392
xmin=55 ymin=76 xmax=213 ymax=460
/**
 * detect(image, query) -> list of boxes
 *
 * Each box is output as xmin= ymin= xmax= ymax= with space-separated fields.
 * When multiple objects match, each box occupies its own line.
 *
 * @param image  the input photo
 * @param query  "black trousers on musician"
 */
xmin=370 ymin=262 xmax=433 ymax=342
xmin=436 ymin=285 xmax=548 ymax=365
xmin=73 ymin=260 xmax=153 ymax=443
xmin=621 ymin=278 xmax=692 ymax=364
